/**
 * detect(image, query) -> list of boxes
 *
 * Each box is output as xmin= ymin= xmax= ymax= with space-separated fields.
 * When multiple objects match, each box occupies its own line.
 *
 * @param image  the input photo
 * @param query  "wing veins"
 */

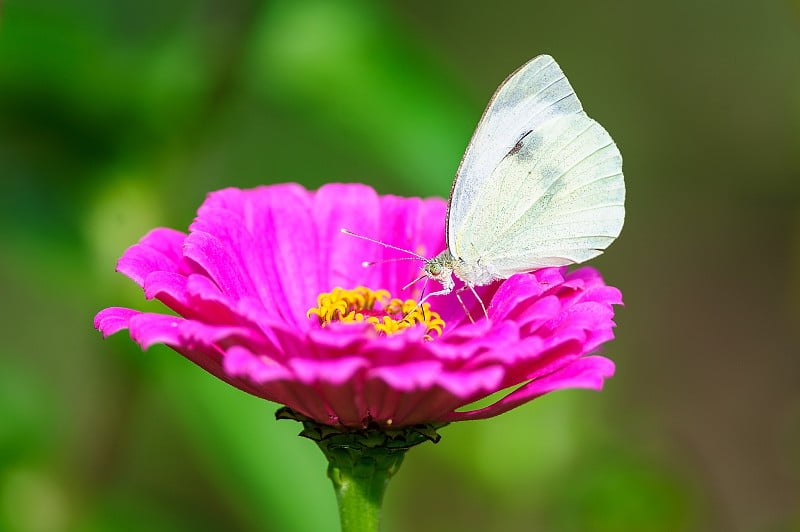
xmin=559 ymin=172 xmax=624 ymax=197
xmin=486 ymin=121 xmax=604 ymax=237
xmin=486 ymin=201 xmax=623 ymax=252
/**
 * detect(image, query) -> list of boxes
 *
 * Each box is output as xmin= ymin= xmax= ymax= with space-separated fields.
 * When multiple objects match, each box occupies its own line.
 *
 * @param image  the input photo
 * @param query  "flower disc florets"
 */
xmin=308 ymin=286 xmax=444 ymax=340
xmin=95 ymin=183 xmax=621 ymax=429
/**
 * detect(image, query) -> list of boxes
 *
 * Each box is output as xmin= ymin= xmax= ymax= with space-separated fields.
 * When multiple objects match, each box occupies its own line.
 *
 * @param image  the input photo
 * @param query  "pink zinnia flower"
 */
xmin=94 ymin=183 xmax=620 ymax=428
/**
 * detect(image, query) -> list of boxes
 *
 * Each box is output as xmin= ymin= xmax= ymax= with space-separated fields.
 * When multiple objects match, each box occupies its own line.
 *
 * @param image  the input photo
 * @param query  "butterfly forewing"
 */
xmin=447 ymin=55 xmax=624 ymax=281
xmin=447 ymin=54 xmax=585 ymax=250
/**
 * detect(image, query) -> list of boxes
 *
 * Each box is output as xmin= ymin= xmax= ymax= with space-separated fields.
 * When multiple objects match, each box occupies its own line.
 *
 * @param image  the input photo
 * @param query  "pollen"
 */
xmin=307 ymin=286 xmax=444 ymax=340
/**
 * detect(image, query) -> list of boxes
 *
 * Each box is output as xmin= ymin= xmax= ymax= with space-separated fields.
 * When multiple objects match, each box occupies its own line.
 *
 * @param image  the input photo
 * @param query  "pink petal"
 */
xmin=191 ymin=193 xmax=292 ymax=315
xmin=182 ymin=231 xmax=256 ymax=302
xmin=139 ymin=227 xmax=189 ymax=267
xmin=240 ymin=185 xmax=323 ymax=323
xmin=142 ymin=271 xmax=192 ymax=317
xmin=223 ymin=346 xmax=294 ymax=382
xmin=94 ymin=307 xmax=140 ymax=337
xmin=287 ymin=356 xmax=371 ymax=386
xmin=447 ymin=355 xmax=616 ymax=422
xmin=313 ymin=183 xmax=382 ymax=290
xmin=116 ymin=228 xmax=188 ymax=287
xmin=127 ymin=313 xmax=184 ymax=350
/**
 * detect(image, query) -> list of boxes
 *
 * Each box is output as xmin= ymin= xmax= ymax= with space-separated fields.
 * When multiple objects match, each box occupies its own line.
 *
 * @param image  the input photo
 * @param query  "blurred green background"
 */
xmin=1 ymin=0 xmax=799 ymax=531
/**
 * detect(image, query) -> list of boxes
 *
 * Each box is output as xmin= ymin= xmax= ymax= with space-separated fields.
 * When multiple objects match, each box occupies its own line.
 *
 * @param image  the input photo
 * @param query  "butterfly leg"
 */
xmin=454 ymin=289 xmax=475 ymax=324
xmin=404 ymin=285 xmax=453 ymax=320
xmin=470 ymin=284 xmax=489 ymax=320
xmin=454 ymin=284 xmax=489 ymax=322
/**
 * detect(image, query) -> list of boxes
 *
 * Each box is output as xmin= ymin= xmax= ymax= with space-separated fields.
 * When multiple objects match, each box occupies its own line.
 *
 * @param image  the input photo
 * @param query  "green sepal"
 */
xmin=276 ymin=406 xmax=448 ymax=450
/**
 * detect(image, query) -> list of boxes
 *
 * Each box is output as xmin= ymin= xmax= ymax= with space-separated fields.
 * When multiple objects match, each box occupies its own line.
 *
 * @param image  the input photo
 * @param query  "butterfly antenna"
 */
xmin=362 ymin=257 xmax=425 ymax=268
xmin=341 ymin=229 xmax=427 ymax=260
xmin=343 ymin=228 xmax=432 ymax=320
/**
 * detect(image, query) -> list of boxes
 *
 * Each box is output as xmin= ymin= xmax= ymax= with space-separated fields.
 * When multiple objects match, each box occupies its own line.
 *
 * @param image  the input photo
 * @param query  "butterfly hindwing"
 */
xmin=447 ymin=55 xmax=585 ymax=250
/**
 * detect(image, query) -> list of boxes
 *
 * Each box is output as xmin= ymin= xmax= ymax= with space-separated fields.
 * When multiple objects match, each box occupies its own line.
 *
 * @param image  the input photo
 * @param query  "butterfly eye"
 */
xmin=427 ymin=263 xmax=442 ymax=276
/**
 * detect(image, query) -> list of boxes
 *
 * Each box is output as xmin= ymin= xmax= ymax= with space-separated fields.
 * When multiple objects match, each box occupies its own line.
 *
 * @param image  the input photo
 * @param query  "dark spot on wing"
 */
xmin=508 ymin=141 xmax=524 ymax=156
xmin=508 ymin=130 xmax=533 ymax=156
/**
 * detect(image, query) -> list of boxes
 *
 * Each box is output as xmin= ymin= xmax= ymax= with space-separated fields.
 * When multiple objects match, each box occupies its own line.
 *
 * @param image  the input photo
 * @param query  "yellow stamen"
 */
xmin=307 ymin=286 xmax=444 ymax=340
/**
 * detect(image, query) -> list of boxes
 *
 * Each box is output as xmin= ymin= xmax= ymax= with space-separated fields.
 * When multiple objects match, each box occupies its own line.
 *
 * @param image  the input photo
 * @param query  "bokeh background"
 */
xmin=1 ymin=1 xmax=799 ymax=531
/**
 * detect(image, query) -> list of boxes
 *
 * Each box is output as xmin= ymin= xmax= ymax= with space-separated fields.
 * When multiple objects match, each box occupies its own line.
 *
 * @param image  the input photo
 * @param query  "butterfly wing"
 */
xmin=447 ymin=55 xmax=624 ymax=279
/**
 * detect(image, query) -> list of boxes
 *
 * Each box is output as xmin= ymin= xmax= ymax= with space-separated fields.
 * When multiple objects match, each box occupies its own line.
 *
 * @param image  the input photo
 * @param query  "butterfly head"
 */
xmin=423 ymin=250 xmax=456 ymax=294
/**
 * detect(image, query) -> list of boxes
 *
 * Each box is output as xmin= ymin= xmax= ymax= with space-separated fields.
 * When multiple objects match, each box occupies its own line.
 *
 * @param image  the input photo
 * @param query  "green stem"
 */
xmin=276 ymin=407 xmax=447 ymax=532
xmin=326 ymin=444 xmax=405 ymax=532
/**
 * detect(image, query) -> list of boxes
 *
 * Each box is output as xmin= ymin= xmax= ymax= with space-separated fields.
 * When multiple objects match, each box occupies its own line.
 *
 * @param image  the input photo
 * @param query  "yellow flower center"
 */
xmin=307 ymin=286 xmax=444 ymax=340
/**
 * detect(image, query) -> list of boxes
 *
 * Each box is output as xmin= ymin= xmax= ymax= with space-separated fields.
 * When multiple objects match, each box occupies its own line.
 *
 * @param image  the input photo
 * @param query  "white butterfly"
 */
xmin=419 ymin=54 xmax=625 ymax=317
xmin=349 ymin=55 xmax=624 ymax=319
